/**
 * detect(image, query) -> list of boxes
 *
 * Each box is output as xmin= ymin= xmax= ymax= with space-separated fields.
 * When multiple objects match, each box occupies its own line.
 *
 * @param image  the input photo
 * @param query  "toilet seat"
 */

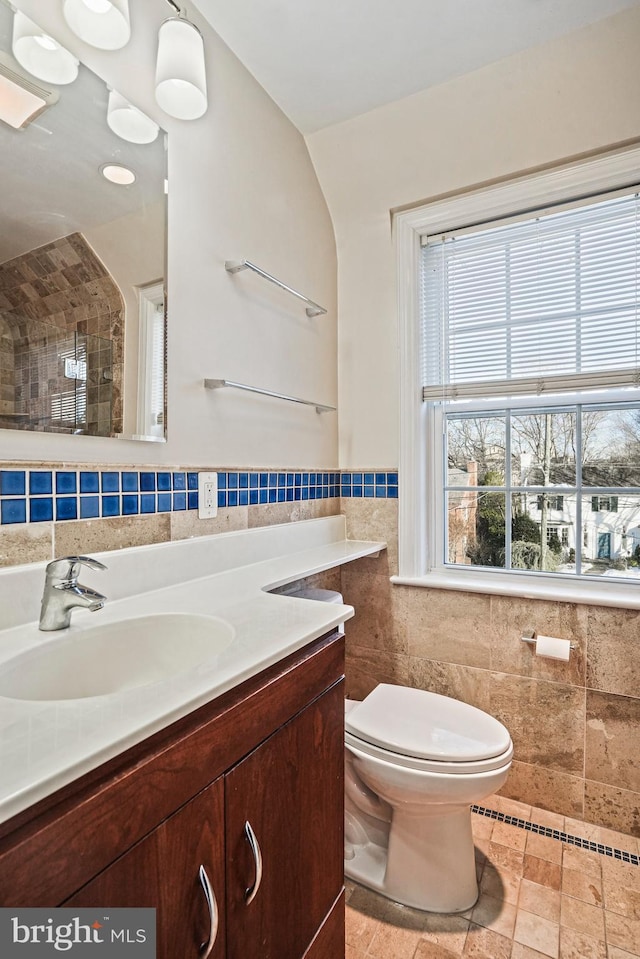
xmin=346 ymin=684 xmax=512 ymax=773
xmin=346 ymin=730 xmax=513 ymax=775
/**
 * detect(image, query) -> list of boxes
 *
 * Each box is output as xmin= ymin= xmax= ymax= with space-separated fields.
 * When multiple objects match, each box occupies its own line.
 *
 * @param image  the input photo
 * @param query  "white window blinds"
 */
xmin=421 ymin=191 xmax=640 ymax=400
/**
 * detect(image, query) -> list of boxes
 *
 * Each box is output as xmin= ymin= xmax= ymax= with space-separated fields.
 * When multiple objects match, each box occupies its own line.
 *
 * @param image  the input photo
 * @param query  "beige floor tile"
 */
xmin=561 ymin=867 xmax=603 ymax=907
xmin=463 ymin=922 xmax=512 ymax=959
xmin=416 ymin=914 xmax=470 ymax=954
xmin=563 ymin=817 xmax=601 ymax=842
xmin=519 ymin=878 xmax=561 ymax=922
xmin=413 ymin=941 xmax=462 ymax=959
xmin=469 ymin=894 xmax=517 ymax=938
xmin=560 ymin=896 xmax=606 ymax=941
xmin=367 ymin=921 xmax=422 ymax=959
xmin=479 ymin=793 xmax=501 ymax=812
xmin=526 ymin=832 xmax=563 ymax=864
xmin=497 ymin=796 xmax=533 ymax=820
xmin=603 ymin=878 xmax=640 ymax=920
xmin=605 ymin=911 xmax=640 ymax=954
xmin=514 ymin=909 xmax=560 ymax=959
xmin=345 ymin=905 xmax=380 ymax=953
xmin=480 ymin=862 xmax=522 ymax=905
xmin=474 ymin=837 xmax=490 ymax=863
xmin=345 ymin=944 xmax=366 ymax=959
xmin=534 ymin=809 xmax=566 ymax=832
xmin=558 ymin=926 xmax=607 ymax=959
xmin=523 ymin=854 xmax=562 ymax=891
xmin=471 ymin=814 xmax=495 ymax=841
xmin=607 ymin=947 xmax=640 ymax=959
xmin=492 ymin=820 xmax=528 ymax=851
xmin=512 ymin=944 xmax=552 ymax=959
xmin=487 ymin=841 xmax=526 ymax=873
xmin=561 ymin=844 xmax=602 ymax=879
xmin=601 ymin=856 xmax=640 ymax=892
xmin=595 ymin=826 xmax=638 ymax=855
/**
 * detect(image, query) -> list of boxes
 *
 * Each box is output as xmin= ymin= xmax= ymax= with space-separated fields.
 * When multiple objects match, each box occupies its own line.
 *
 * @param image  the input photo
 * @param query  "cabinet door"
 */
xmin=225 ymin=680 xmax=344 ymax=959
xmin=67 ymin=778 xmax=225 ymax=959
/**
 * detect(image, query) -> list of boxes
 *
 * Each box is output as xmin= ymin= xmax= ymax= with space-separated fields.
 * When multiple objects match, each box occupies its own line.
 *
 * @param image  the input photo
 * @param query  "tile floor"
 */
xmin=345 ymin=795 xmax=640 ymax=959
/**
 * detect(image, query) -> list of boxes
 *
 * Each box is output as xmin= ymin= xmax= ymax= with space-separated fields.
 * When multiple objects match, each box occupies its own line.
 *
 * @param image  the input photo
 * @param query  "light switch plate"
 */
xmin=198 ymin=471 xmax=218 ymax=519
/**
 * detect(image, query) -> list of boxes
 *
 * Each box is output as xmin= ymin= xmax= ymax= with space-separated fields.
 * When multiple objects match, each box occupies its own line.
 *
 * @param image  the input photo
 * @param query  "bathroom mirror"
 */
xmin=0 ymin=0 xmax=167 ymax=441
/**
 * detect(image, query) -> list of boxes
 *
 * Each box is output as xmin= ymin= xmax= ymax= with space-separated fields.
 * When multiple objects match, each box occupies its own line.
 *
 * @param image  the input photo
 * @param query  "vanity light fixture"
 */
xmin=12 ymin=11 xmax=79 ymax=85
xmin=100 ymin=162 xmax=136 ymax=185
xmin=0 ymin=52 xmax=58 ymax=129
xmin=62 ymin=0 xmax=131 ymax=51
xmin=155 ymin=0 xmax=207 ymax=120
xmin=107 ymin=87 xmax=159 ymax=143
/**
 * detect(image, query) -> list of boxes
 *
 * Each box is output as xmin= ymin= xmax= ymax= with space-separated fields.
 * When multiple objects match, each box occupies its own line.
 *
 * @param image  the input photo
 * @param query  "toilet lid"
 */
xmin=345 ymin=684 xmax=511 ymax=762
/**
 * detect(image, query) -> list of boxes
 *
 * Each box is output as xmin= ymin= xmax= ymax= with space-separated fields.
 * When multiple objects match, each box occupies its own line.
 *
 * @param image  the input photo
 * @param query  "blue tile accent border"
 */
xmin=340 ymin=471 xmax=398 ymax=498
xmin=0 ymin=468 xmax=400 ymax=525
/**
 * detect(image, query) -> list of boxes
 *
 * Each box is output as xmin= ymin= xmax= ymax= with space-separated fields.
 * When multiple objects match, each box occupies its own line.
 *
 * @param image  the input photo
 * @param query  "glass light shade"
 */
xmin=12 ymin=11 xmax=79 ymax=84
xmin=107 ymin=88 xmax=159 ymax=144
xmin=62 ymin=0 xmax=131 ymax=51
xmin=155 ymin=17 xmax=207 ymax=121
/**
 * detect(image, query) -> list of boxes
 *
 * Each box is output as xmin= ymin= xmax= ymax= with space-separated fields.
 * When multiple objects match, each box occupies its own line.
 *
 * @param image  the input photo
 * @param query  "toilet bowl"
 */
xmin=285 ymin=587 xmax=513 ymax=913
xmin=345 ymin=684 xmax=513 ymax=913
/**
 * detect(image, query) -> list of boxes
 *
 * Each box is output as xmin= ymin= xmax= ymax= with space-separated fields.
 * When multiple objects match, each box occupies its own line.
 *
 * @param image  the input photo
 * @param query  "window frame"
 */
xmin=394 ymin=145 xmax=640 ymax=608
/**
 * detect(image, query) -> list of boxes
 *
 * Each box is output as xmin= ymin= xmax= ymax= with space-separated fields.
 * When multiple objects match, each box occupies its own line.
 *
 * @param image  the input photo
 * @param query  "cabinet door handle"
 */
xmin=243 ymin=820 xmax=263 ymax=905
xmin=198 ymin=864 xmax=219 ymax=958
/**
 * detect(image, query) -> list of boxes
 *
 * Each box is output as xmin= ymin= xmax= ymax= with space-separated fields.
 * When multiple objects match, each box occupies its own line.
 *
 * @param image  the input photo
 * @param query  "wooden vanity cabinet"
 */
xmin=66 ymin=778 xmax=227 ymax=959
xmin=0 ymin=632 xmax=345 ymax=959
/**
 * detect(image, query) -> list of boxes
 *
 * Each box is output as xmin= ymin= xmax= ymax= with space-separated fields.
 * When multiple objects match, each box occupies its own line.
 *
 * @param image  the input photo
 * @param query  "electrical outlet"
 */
xmin=198 ymin=471 xmax=218 ymax=519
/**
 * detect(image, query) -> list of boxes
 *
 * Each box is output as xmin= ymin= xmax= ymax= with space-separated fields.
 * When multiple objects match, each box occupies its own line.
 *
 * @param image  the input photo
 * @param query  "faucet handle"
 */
xmin=45 ymin=555 xmax=108 ymax=584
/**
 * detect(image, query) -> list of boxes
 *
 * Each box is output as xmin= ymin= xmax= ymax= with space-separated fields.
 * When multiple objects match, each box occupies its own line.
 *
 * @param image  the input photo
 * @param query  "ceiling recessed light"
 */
xmin=100 ymin=163 xmax=136 ymax=185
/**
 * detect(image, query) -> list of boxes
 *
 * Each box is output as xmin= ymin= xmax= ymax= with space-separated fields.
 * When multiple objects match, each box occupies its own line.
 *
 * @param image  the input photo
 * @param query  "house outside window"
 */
xmin=395 ymin=147 xmax=640 ymax=597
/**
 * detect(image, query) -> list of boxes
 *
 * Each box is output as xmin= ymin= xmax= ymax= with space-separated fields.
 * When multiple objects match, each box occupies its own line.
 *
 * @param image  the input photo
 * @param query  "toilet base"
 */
xmin=345 ymin=805 xmax=479 ymax=913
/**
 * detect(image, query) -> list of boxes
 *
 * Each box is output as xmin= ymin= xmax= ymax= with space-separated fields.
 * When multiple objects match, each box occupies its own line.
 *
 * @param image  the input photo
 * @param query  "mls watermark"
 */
xmin=0 ymin=908 xmax=156 ymax=957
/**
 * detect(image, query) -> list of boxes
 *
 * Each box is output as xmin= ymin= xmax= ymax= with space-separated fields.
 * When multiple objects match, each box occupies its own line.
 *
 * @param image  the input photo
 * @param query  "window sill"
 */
xmin=390 ymin=569 xmax=640 ymax=609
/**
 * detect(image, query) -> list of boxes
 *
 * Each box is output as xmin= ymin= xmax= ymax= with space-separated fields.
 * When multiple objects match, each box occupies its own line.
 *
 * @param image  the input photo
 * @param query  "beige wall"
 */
xmin=307 ymin=6 xmax=640 ymax=468
xmin=306 ymin=10 xmax=640 ymax=836
xmin=5 ymin=0 xmax=338 ymax=469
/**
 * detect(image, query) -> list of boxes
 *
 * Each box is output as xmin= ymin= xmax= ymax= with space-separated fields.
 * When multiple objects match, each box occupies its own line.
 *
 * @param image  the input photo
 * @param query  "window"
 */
xmin=396 ymin=147 xmax=640 ymax=594
xmin=591 ymin=495 xmax=618 ymax=512
xmin=537 ymin=495 xmax=564 ymax=511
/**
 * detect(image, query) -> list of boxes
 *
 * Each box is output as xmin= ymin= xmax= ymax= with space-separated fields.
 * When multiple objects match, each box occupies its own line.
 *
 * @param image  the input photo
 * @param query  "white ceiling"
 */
xmin=0 ymin=0 xmax=165 ymax=263
xmin=193 ymin=0 xmax=640 ymax=134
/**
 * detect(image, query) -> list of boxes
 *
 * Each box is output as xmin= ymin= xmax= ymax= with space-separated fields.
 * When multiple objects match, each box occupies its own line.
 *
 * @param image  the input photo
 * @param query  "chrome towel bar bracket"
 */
xmin=225 ymin=259 xmax=327 ymax=317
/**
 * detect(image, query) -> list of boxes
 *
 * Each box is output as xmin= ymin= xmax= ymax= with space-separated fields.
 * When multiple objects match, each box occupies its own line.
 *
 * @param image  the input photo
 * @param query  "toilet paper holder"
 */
xmin=521 ymin=629 xmax=577 ymax=650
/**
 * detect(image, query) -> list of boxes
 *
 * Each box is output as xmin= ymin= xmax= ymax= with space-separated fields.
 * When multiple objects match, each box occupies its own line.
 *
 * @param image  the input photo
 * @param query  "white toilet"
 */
xmin=345 ymin=684 xmax=513 ymax=913
xmin=285 ymin=587 xmax=513 ymax=914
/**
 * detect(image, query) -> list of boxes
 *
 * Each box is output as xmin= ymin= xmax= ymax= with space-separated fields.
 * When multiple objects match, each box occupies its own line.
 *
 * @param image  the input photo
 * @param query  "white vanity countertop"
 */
xmin=0 ymin=516 xmax=385 ymax=825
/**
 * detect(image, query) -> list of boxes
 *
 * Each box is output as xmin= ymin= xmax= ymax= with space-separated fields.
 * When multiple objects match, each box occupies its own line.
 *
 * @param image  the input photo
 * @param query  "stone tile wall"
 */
xmin=340 ymin=497 xmax=640 ymax=839
xmin=0 ymin=234 xmax=123 ymax=436
xmin=0 ymin=461 xmax=341 ymax=568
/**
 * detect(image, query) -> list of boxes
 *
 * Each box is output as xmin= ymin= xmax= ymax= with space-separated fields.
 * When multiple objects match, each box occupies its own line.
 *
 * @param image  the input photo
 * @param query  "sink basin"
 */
xmin=0 ymin=613 xmax=235 ymax=701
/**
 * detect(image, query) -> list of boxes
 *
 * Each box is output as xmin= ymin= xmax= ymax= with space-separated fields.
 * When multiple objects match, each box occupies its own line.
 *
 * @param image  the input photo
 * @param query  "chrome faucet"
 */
xmin=39 ymin=556 xmax=107 ymax=631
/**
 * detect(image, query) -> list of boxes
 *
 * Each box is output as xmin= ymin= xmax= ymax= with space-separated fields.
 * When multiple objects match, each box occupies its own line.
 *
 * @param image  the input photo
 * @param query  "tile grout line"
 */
xmin=472 ymin=804 xmax=640 ymax=865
